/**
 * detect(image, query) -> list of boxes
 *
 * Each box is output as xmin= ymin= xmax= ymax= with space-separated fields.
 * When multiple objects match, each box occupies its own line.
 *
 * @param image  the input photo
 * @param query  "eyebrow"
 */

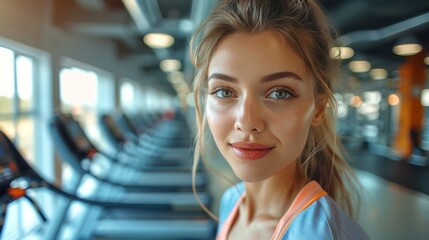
xmin=207 ymin=73 xmax=237 ymax=82
xmin=261 ymin=71 xmax=303 ymax=82
xmin=207 ymin=71 xmax=303 ymax=83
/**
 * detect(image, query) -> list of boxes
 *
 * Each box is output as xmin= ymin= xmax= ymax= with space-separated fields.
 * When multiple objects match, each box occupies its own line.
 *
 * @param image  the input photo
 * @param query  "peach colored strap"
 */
xmin=218 ymin=181 xmax=327 ymax=240
xmin=217 ymin=194 xmax=246 ymax=240
xmin=271 ymin=181 xmax=327 ymax=240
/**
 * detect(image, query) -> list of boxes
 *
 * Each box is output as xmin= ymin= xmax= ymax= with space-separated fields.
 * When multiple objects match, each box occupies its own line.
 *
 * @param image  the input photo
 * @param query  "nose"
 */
xmin=234 ymin=95 xmax=265 ymax=133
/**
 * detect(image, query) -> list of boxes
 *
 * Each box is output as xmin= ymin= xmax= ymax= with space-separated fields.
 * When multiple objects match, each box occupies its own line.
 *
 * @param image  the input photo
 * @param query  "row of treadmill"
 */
xmin=0 ymin=110 xmax=216 ymax=239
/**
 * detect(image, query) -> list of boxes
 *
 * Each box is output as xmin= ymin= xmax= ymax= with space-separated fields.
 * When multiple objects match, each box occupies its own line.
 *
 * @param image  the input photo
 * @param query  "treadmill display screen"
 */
xmin=65 ymin=120 xmax=92 ymax=152
xmin=104 ymin=116 xmax=124 ymax=141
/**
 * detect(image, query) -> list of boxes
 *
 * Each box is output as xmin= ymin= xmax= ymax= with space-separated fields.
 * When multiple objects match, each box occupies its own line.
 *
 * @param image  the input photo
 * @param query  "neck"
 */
xmin=241 ymin=161 xmax=308 ymax=223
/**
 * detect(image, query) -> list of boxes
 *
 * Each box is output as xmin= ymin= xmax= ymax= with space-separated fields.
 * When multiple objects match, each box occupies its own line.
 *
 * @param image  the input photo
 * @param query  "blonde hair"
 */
xmin=190 ymin=0 xmax=361 ymax=219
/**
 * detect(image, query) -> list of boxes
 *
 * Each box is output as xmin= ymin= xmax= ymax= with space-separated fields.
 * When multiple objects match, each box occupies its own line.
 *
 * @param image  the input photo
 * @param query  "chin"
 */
xmin=232 ymin=168 xmax=271 ymax=183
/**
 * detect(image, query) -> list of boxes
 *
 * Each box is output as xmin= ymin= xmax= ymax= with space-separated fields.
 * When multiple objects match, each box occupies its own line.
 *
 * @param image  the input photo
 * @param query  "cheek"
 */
xmin=206 ymin=99 xmax=231 ymax=144
xmin=206 ymin=98 xmax=221 ymax=130
xmin=273 ymin=104 xmax=315 ymax=150
xmin=279 ymin=118 xmax=312 ymax=142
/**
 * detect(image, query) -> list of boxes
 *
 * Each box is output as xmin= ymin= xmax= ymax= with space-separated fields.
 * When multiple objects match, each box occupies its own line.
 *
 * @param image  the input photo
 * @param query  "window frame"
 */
xmin=0 ymin=36 xmax=53 ymax=240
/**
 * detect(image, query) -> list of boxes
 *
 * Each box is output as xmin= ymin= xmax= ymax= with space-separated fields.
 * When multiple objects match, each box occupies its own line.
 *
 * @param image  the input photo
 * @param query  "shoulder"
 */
xmin=218 ymin=182 xmax=245 ymax=222
xmin=283 ymin=195 xmax=370 ymax=240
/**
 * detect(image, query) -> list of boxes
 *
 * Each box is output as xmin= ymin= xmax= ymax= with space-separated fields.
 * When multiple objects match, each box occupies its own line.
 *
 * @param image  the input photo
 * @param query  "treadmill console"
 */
xmin=102 ymin=115 xmax=125 ymax=142
xmin=0 ymin=136 xmax=19 ymax=194
xmin=64 ymin=118 xmax=93 ymax=153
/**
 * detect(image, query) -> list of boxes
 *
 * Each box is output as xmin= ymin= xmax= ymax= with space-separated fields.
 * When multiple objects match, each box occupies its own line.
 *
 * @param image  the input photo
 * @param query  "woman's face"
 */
xmin=206 ymin=31 xmax=324 ymax=182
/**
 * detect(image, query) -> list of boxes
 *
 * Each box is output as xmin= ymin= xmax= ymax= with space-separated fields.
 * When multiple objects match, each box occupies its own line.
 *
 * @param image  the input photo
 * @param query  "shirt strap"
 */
xmin=271 ymin=181 xmax=327 ymax=240
xmin=216 ymin=193 xmax=246 ymax=240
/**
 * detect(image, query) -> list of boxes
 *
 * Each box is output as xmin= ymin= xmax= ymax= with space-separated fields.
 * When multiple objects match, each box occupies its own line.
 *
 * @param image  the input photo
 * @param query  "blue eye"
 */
xmin=267 ymin=88 xmax=292 ymax=99
xmin=213 ymin=88 xmax=235 ymax=98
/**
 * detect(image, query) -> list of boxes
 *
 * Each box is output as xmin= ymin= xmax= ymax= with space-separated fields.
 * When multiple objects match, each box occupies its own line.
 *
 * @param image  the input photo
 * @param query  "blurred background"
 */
xmin=0 ymin=0 xmax=428 ymax=239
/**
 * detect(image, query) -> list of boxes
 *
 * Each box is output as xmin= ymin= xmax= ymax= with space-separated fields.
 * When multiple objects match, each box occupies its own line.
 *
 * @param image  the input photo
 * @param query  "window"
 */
xmin=119 ymin=78 xmax=152 ymax=114
xmin=120 ymin=78 xmax=176 ymax=114
xmin=120 ymin=79 xmax=138 ymax=114
xmin=143 ymin=87 xmax=175 ymax=113
xmin=59 ymin=58 xmax=115 ymax=148
xmin=0 ymin=40 xmax=51 ymax=240
xmin=0 ymin=47 xmax=36 ymax=164
xmin=59 ymin=59 xmax=115 ymax=187
xmin=60 ymin=67 xmax=99 ymax=115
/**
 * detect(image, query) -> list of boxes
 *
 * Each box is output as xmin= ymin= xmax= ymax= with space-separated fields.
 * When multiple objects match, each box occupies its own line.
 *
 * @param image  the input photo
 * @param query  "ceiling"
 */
xmin=53 ymin=0 xmax=429 ymax=95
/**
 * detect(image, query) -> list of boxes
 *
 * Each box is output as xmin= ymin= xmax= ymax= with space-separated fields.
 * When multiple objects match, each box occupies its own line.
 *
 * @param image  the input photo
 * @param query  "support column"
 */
xmin=394 ymin=51 xmax=426 ymax=159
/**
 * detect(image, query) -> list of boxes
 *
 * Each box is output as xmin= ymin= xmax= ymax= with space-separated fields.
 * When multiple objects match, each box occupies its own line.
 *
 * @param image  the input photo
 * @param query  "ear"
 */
xmin=311 ymin=96 xmax=327 ymax=126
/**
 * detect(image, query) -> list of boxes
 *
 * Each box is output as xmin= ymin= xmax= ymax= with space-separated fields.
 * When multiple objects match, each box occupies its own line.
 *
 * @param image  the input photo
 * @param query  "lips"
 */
xmin=230 ymin=142 xmax=274 ymax=160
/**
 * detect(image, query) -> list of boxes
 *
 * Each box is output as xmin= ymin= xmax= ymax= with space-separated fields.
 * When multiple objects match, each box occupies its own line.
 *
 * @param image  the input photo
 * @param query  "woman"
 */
xmin=190 ymin=0 xmax=369 ymax=239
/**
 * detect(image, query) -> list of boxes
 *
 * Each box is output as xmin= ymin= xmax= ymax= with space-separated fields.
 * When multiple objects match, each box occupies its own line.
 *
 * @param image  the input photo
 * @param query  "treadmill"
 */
xmin=48 ymin=115 xmax=213 ymax=239
xmin=50 ymin=114 xmax=207 ymax=189
xmin=99 ymin=114 xmax=195 ymax=166
xmin=0 ymin=130 xmax=216 ymax=240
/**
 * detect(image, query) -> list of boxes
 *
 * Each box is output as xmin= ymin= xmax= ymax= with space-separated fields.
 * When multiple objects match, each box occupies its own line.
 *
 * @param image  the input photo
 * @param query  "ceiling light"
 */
xmin=393 ymin=43 xmax=422 ymax=56
xmin=424 ymin=56 xmax=429 ymax=65
xmin=392 ymin=35 xmax=422 ymax=56
xmin=369 ymin=68 xmax=388 ymax=80
xmin=330 ymin=47 xmax=355 ymax=59
xmin=349 ymin=60 xmax=371 ymax=73
xmin=143 ymin=33 xmax=175 ymax=48
xmin=160 ymin=59 xmax=181 ymax=72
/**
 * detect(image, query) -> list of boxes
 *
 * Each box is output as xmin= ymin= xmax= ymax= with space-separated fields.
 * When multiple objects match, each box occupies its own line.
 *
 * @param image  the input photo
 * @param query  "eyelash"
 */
xmin=208 ymin=86 xmax=297 ymax=100
xmin=209 ymin=86 xmax=236 ymax=98
xmin=266 ymin=87 xmax=297 ymax=100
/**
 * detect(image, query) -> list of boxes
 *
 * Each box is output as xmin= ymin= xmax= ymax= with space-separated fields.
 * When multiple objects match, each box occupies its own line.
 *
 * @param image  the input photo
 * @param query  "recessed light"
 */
xmin=392 ymin=35 xmax=422 ymax=56
xmin=393 ymin=43 xmax=422 ymax=56
xmin=143 ymin=33 xmax=175 ymax=48
xmin=330 ymin=47 xmax=354 ymax=59
xmin=160 ymin=59 xmax=181 ymax=72
xmin=370 ymin=68 xmax=388 ymax=80
xmin=349 ymin=60 xmax=371 ymax=73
